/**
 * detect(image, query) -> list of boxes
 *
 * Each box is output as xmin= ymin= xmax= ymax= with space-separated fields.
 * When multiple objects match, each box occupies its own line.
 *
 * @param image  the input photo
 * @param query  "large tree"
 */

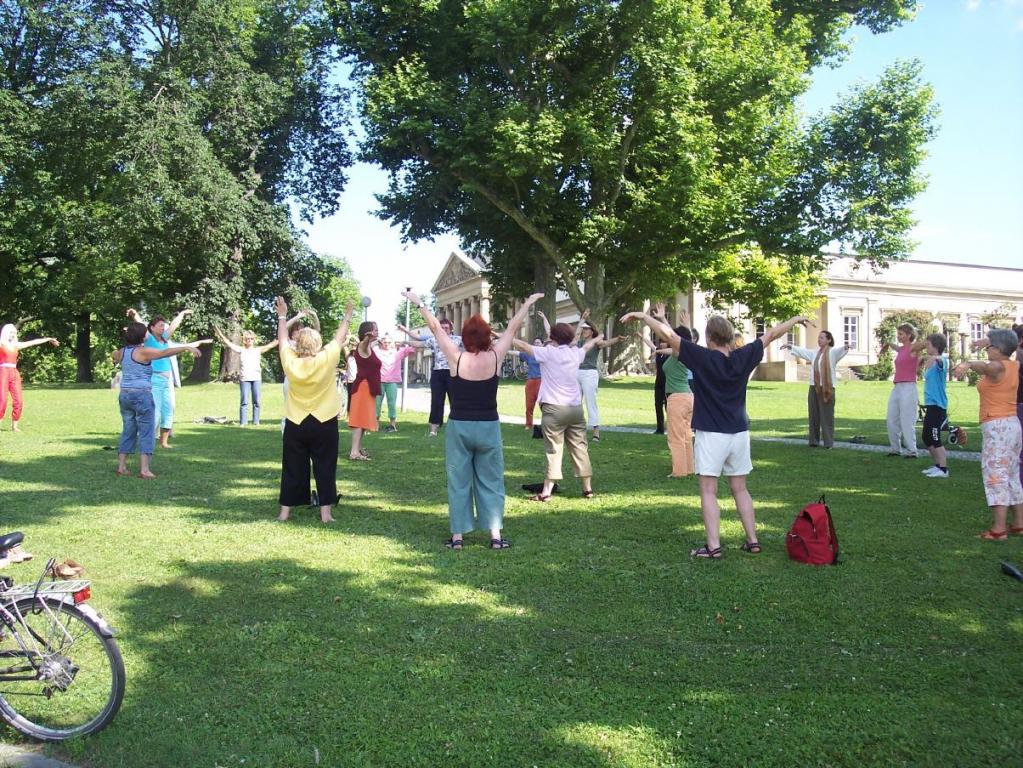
xmin=1 ymin=0 xmax=355 ymax=382
xmin=334 ymin=0 xmax=936 ymax=328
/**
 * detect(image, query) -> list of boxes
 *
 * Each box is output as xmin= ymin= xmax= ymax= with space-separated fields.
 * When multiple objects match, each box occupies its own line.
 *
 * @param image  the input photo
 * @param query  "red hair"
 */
xmin=460 ymin=315 xmax=492 ymax=353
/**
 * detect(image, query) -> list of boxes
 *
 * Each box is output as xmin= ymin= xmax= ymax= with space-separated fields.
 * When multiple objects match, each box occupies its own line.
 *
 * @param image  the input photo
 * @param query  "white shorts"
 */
xmin=694 ymin=430 xmax=753 ymax=477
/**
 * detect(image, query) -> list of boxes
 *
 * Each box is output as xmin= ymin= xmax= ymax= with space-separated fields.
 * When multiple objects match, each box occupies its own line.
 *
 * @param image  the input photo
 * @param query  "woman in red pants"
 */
xmin=0 ymin=324 xmax=60 ymax=432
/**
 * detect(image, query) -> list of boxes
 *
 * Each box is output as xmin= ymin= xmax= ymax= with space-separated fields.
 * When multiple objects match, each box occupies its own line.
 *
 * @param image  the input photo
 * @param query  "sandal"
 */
xmin=581 ymin=490 xmax=595 ymax=499
xmin=489 ymin=538 xmax=511 ymax=549
xmin=741 ymin=541 xmax=762 ymax=554
xmin=1010 ymin=527 xmax=1023 ymax=536
xmin=690 ymin=544 xmax=723 ymax=559
xmin=980 ymin=529 xmax=1008 ymax=541
xmin=444 ymin=537 xmax=464 ymax=550
xmin=527 ymin=494 xmax=551 ymax=502
xmin=349 ymin=454 xmax=371 ymax=461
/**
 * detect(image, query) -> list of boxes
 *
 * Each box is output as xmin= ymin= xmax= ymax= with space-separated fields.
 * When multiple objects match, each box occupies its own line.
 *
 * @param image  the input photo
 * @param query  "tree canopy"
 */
xmin=1 ymin=0 xmax=355 ymax=381
xmin=333 ymin=0 xmax=936 ymax=326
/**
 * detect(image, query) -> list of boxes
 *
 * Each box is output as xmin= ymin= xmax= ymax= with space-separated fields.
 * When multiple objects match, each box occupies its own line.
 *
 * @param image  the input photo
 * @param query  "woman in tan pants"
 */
xmin=512 ymin=322 xmax=603 ymax=500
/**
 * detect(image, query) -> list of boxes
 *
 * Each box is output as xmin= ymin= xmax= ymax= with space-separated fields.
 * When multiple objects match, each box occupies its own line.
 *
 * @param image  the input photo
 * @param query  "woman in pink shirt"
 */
xmin=374 ymin=335 xmax=416 ymax=432
xmin=882 ymin=323 xmax=921 ymax=459
xmin=512 ymin=323 xmax=603 ymax=500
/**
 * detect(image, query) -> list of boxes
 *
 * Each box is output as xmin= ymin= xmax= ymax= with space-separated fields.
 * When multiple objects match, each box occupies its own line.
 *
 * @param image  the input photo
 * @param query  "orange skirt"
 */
xmin=347 ymin=381 xmax=379 ymax=431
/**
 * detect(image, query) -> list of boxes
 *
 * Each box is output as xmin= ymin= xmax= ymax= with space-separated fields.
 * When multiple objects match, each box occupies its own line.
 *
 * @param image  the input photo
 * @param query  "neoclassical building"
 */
xmin=417 ymin=251 xmax=1023 ymax=381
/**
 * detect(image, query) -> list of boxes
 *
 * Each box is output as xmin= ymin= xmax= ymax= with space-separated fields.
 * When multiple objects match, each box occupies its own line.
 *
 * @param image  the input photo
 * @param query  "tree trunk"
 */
xmin=532 ymin=255 xmax=556 ymax=340
xmin=187 ymin=327 xmax=213 ymax=382
xmin=217 ymin=240 xmax=244 ymax=382
xmin=75 ymin=312 xmax=93 ymax=383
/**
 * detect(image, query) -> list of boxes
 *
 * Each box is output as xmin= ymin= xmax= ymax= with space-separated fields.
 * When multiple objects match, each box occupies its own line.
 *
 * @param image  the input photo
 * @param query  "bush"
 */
xmin=854 ymin=355 xmax=893 ymax=381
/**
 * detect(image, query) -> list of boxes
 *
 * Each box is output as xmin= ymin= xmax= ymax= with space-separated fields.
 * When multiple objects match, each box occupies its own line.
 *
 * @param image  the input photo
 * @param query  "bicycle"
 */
xmin=500 ymin=356 xmax=528 ymax=381
xmin=0 ymin=531 xmax=125 ymax=741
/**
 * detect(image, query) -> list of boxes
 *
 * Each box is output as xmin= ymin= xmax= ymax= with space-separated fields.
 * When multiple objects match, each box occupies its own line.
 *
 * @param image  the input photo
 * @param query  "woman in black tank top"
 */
xmin=402 ymin=289 xmax=543 ymax=550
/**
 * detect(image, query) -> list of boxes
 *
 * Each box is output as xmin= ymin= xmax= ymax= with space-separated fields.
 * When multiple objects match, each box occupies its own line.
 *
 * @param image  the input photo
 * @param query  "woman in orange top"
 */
xmin=0 ymin=324 xmax=60 ymax=432
xmin=954 ymin=328 xmax=1023 ymax=540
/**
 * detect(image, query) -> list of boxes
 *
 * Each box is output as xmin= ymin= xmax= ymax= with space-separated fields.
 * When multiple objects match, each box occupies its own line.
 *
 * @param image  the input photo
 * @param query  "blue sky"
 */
xmin=301 ymin=1 xmax=1023 ymax=327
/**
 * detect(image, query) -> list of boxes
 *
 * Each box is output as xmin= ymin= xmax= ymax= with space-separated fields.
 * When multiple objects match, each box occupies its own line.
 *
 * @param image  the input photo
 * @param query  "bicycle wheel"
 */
xmin=0 ymin=599 xmax=125 ymax=741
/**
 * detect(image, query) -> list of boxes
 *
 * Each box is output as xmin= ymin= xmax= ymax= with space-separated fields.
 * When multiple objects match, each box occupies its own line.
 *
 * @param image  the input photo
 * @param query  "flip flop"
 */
xmin=980 ymin=529 xmax=1008 ymax=541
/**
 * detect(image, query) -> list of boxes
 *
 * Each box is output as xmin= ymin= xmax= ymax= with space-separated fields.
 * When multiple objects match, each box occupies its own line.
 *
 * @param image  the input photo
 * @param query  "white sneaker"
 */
xmin=924 ymin=466 xmax=949 ymax=478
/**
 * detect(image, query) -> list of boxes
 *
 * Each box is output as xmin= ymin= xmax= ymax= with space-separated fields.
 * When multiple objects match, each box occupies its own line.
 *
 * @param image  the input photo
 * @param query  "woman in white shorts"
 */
xmin=623 ymin=309 xmax=808 ymax=558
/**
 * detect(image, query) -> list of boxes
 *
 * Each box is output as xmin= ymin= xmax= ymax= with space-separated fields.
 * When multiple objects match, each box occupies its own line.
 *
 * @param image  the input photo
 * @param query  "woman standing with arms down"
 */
xmin=953 ymin=328 xmax=1023 ymax=540
xmin=0 ymin=324 xmax=59 ymax=432
xmin=276 ymin=297 xmax=355 ymax=524
xmin=781 ymin=330 xmax=850 ymax=449
xmin=112 ymin=323 xmax=202 ymax=478
xmin=214 ymin=327 xmax=278 ymax=426
xmin=403 ymin=289 xmax=543 ymax=550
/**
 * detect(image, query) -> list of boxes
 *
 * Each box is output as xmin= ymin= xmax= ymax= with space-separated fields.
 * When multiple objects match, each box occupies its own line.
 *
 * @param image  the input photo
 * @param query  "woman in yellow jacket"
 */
xmin=275 ymin=296 xmax=355 ymax=524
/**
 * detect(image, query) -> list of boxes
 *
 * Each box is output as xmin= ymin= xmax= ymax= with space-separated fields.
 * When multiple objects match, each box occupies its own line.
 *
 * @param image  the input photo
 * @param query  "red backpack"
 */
xmin=786 ymin=496 xmax=840 ymax=565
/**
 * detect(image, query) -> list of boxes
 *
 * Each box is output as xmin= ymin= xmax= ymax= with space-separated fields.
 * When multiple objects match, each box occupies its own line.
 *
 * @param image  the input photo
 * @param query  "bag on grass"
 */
xmin=786 ymin=495 xmax=839 ymax=565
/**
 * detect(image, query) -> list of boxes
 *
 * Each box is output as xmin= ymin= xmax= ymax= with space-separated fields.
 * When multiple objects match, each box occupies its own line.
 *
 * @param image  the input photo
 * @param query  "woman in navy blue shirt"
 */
xmin=623 ymin=310 xmax=807 ymax=558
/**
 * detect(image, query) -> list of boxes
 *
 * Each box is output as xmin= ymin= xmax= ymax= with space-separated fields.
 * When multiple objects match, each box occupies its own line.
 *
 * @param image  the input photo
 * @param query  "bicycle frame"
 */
xmin=0 ymin=582 xmax=114 ymax=683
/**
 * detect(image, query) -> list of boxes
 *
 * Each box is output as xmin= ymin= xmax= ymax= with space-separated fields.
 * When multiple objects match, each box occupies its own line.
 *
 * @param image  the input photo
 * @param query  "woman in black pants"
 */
xmin=399 ymin=317 xmax=463 ymax=437
xmin=276 ymin=296 xmax=355 ymax=523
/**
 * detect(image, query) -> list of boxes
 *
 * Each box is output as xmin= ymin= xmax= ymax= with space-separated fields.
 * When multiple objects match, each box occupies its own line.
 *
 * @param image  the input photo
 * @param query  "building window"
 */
xmin=971 ymin=321 xmax=985 ymax=341
xmin=843 ymin=315 xmax=859 ymax=350
xmin=755 ymin=319 xmax=765 ymax=338
xmin=786 ymin=329 xmax=797 ymax=346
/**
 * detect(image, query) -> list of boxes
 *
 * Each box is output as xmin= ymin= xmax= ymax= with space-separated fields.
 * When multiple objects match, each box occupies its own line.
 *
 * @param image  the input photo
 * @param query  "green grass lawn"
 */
xmin=1 ymin=381 xmax=1020 ymax=767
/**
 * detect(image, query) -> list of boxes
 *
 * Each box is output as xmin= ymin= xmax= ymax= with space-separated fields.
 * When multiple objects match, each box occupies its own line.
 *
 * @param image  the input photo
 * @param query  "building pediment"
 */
xmin=432 ymin=250 xmax=484 ymax=293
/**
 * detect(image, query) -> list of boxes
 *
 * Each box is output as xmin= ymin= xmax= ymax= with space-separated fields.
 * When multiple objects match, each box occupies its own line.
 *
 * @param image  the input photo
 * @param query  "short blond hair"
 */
xmin=242 ymin=330 xmax=256 ymax=342
xmin=293 ymin=328 xmax=322 ymax=357
xmin=705 ymin=316 xmax=735 ymax=347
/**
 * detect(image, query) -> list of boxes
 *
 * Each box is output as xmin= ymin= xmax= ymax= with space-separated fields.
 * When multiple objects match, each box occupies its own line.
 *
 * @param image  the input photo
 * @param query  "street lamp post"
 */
xmin=360 ymin=295 xmax=372 ymax=322
xmin=401 ymin=288 xmax=411 ymax=413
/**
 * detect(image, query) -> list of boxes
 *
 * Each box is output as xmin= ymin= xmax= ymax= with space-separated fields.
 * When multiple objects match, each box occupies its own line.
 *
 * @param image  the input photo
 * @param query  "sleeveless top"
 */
xmin=0 ymin=345 xmax=17 ymax=367
xmin=120 ymin=346 xmax=152 ymax=389
xmin=449 ymin=352 xmax=499 ymax=421
xmin=978 ymin=361 xmax=1019 ymax=423
xmin=578 ymin=341 xmax=600 ymax=371
xmin=351 ymin=347 xmax=382 ymax=397
xmin=893 ymin=344 xmax=918 ymax=383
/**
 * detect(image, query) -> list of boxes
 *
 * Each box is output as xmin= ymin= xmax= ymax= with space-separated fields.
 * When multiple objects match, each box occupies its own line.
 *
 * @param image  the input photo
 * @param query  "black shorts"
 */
xmin=922 ymin=405 xmax=947 ymax=448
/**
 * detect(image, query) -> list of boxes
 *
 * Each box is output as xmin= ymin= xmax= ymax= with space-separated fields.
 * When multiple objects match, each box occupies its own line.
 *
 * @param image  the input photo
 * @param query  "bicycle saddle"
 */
xmin=0 ymin=531 xmax=24 ymax=552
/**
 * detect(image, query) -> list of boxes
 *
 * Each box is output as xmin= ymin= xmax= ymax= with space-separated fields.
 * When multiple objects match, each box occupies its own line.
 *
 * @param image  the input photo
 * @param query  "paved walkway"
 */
xmin=396 ymin=385 xmax=981 ymax=462
xmin=0 ymin=745 xmax=76 ymax=768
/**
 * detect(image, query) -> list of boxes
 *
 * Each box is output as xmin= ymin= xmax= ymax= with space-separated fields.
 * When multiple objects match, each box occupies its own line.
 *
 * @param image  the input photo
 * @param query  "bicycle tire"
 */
xmin=0 ymin=599 xmax=125 ymax=741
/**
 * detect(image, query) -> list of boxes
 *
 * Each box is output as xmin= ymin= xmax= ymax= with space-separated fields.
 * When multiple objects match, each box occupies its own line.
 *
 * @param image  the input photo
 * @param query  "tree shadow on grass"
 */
xmin=50 ymin=536 xmax=1023 ymax=768
xmin=6 ymin=418 xmax=1022 ymax=764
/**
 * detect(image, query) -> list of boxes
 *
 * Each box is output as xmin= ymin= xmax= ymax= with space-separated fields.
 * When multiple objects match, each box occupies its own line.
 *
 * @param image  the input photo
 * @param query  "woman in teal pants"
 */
xmin=401 ymin=288 xmax=544 ymax=549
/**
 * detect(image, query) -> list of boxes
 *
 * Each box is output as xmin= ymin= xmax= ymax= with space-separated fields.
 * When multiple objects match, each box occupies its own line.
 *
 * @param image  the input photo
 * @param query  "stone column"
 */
xmin=479 ymin=295 xmax=490 ymax=324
